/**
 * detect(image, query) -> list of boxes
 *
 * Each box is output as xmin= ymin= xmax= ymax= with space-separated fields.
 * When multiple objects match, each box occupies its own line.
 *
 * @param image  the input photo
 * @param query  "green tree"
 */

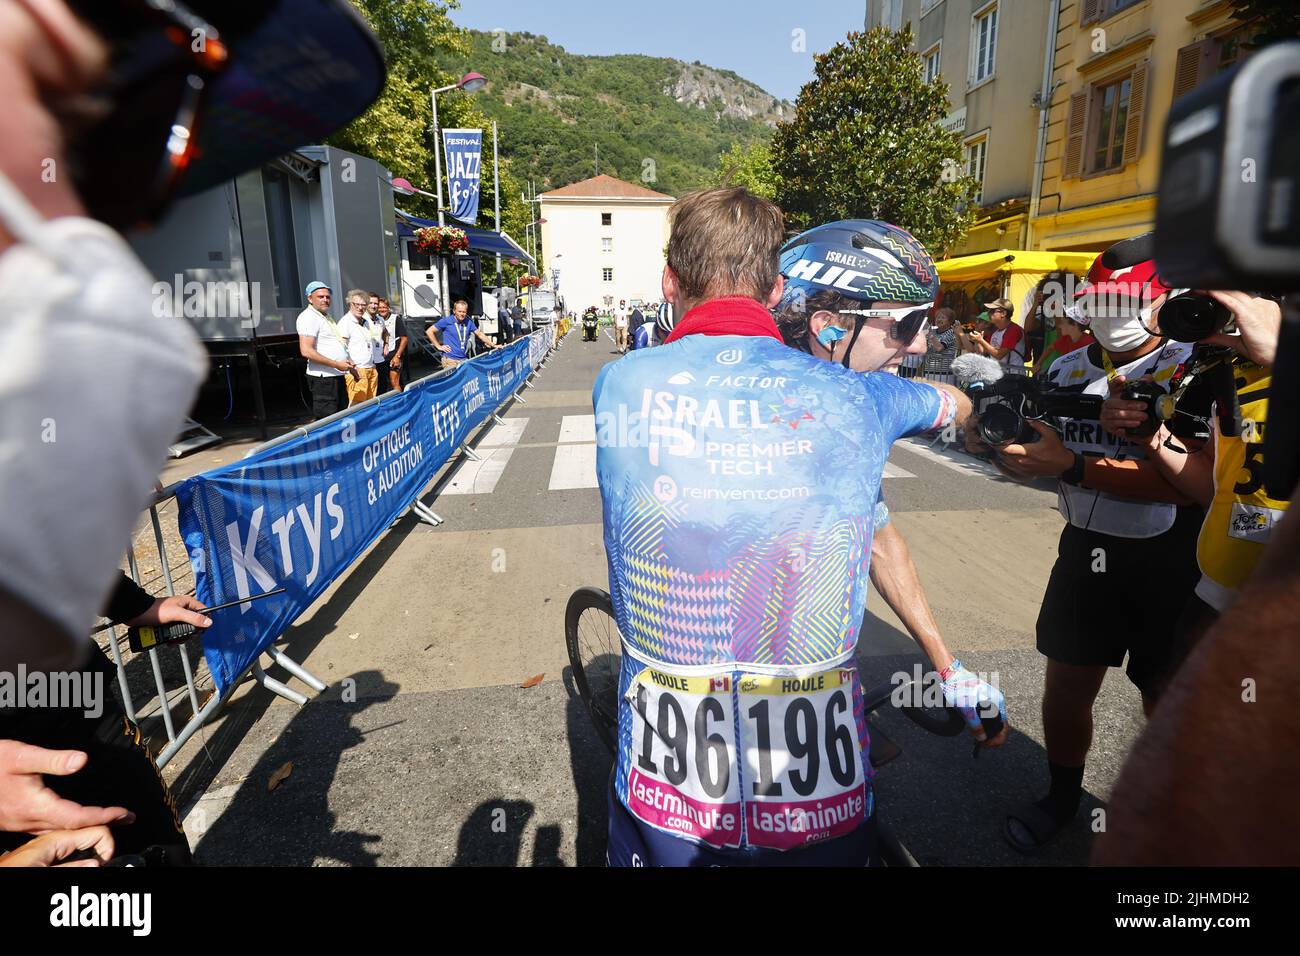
xmin=1230 ymin=0 xmax=1300 ymax=43
xmin=770 ymin=26 xmax=976 ymax=255
xmin=715 ymin=139 xmax=779 ymax=200
xmin=330 ymin=0 xmax=530 ymax=247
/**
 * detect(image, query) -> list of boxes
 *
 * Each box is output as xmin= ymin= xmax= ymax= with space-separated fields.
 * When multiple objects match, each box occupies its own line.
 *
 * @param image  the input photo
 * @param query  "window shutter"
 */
xmin=1081 ymin=0 xmax=1102 ymax=26
xmin=1172 ymin=39 xmax=1215 ymax=102
xmin=1063 ymin=90 xmax=1089 ymax=179
xmin=1123 ymin=59 xmax=1151 ymax=167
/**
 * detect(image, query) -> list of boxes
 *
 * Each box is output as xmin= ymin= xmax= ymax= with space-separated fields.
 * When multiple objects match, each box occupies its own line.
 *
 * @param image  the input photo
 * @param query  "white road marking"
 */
xmin=549 ymin=443 xmax=598 ymax=490
xmin=442 ymin=418 xmax=528 ymax=495
xmin=882 ymin=461 xmax=916 ymax=479
xmin=894 ymin=436 xmax=1001 ymax=478
xmin=558 ymin=414 xmax=596 ymax=444
xmin=478 ymin=417 xmax=529 ymax=448
xmin=442 ymin=448 xmax=518 ymax=495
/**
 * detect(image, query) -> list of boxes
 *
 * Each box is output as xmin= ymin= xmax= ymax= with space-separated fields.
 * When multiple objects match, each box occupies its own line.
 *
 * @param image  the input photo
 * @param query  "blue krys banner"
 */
xmin=177 ymin=332 xmax=547 ymax=696
xmin=442 ymin=128 xmax=483 ymax=224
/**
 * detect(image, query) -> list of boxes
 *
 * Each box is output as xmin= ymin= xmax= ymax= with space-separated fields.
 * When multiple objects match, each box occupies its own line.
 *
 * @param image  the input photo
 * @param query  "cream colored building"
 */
xmin=868 ymin=0 xmax=1053 ymax=254
xmin=1030 ymin=0 xmax=1251 ymax=252
xmin=538 ymin=174 xmax=675 ymax=313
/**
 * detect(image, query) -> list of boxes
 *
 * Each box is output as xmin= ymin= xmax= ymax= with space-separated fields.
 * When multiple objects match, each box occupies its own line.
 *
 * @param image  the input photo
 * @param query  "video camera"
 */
xmin=951 ymin=354 xmax=1104 ymax=446
xmin=1152 ymin=39 xmax=1299 ymax=498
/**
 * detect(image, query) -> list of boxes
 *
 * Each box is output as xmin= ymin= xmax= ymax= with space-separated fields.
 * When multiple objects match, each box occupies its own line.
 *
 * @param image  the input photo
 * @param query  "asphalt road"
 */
xmin=169 ymin=329 xmax=1148 ymax=867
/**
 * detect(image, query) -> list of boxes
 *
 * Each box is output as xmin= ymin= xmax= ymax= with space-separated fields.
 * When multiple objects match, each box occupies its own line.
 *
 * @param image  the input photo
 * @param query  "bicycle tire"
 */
xmin=565 ymin=587 xmax=621 ymax=755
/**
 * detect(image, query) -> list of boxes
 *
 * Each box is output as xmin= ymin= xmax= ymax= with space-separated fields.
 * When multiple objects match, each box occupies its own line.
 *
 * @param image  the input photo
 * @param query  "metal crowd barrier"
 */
xmin=99 ymin=330 xmax=562 ymax=769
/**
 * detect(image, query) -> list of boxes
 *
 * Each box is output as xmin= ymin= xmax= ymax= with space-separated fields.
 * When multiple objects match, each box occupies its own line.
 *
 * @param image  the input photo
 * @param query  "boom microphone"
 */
xmin=951 ymin=353 xmax=1005 ymax=390
xmin=1100 ymin=232 xmax=1156 ymax=270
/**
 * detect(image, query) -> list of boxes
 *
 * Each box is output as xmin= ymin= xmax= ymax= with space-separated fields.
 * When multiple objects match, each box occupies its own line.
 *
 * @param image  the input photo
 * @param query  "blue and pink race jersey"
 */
xmin=593 ymin=331 xmax=952 ymax=863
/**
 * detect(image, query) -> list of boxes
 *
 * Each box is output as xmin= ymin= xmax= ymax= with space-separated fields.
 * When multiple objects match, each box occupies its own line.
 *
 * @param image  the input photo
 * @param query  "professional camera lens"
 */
xmin=1157 ymin=292 xmax=1232 ymax=342
xmin=978 ymin=403 xmax=1029 ymax=446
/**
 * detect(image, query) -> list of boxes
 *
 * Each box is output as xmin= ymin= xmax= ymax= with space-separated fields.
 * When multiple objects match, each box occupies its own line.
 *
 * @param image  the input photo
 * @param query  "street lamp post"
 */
xmin=429 ymin=71 xmax=487 ymax=311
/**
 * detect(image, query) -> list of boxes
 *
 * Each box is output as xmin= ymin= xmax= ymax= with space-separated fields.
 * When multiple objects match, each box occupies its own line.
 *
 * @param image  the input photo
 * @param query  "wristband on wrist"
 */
xmin=1061 ymin=451 xmax=1086 ymax=486
xmin=939 ymin=659 xmax=962 ymax=682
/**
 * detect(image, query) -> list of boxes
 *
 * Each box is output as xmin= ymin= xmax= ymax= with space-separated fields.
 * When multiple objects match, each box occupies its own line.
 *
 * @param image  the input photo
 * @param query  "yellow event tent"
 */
xmin=935 ymin=249 xmax=1097 ymax=323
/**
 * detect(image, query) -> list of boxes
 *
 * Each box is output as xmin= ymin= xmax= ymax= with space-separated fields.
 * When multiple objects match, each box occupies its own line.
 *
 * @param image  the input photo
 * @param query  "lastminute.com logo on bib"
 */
xmin=715 ymin=349 xmax=743 ymax=365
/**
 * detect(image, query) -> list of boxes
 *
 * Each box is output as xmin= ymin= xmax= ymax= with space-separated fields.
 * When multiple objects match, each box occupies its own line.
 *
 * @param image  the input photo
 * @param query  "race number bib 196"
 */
xmin=626 ymin=664 xmax=868 ymax=851
xmin=626 ymin=668 xmax=742 ymax=849
xmin=739 ymin=668 xmax=867 ymax=851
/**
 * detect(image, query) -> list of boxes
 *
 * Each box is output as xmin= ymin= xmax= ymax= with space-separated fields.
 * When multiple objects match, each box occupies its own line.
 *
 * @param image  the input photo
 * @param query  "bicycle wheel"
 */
xmin=565 ymin=587 xmax=621 ymax=755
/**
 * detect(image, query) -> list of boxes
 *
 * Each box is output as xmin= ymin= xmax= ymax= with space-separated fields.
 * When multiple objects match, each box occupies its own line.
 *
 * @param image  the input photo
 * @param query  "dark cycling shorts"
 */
xmin=606 ymin=773 xmax=877 ymax=867
xmin=1036 ymin=504 xmax=1203 ymax=695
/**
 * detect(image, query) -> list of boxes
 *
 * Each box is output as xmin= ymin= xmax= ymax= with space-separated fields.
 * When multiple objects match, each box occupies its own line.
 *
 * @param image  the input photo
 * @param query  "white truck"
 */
xmin=526 ymin=289 xmax=559 ymax=329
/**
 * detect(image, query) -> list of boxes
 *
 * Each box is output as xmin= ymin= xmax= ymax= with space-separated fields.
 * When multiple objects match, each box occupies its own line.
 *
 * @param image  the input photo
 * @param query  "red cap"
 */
xmin=1075 ymin=252 xmax=1171 ymax=303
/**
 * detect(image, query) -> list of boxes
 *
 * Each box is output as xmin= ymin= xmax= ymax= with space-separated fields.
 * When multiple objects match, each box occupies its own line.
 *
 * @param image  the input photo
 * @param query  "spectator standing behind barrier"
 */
xmin=339 ymin=289 xmax=381 ymax=405
xmin=378 ymin=297 xmax=407 ymax=392
xmin=297 ymin=281 xmax=357 ymax=419
xmin=430 ymin=296 xmax=498 ymax=369
xmin=967 ymin=297 xmax=1027 ymax=373
xmin=498 ymin=297 xmax=513 ymax=345
xmin=511 ymin=302 xmax=526 ymax=340
xmin=924 ymin=307 xmax=958 ymax=380
xmin=1034 ymin=311 xmax=1092 ymax=379
xmin=368 ymin=292 xmax=390 ymax=394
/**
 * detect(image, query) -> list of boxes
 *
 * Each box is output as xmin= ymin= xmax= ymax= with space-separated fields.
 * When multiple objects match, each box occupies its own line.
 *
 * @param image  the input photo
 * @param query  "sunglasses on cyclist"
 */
xmin=61 ymin=0 xmax=240 ymax=230
xmin=838 ymin=306 xmax=932 ymax=343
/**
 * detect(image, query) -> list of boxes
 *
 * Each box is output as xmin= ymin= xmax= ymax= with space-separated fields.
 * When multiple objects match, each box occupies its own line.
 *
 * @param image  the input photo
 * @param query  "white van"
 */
xmin=527 ymin=290 xmax=558 ymax=329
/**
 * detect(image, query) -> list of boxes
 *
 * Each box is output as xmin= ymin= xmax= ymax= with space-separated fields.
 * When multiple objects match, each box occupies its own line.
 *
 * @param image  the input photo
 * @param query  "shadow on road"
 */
xmin=193 ymin=670 xmax=398 ymax=866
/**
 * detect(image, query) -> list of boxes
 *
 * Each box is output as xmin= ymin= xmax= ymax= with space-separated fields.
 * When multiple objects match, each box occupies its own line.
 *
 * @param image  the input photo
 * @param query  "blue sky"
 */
xmin=449 ymin=0 xmax=870 ymax=102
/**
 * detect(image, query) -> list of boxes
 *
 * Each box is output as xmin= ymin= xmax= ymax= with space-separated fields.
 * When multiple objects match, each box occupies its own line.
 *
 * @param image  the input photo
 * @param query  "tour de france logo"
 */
xmin=715 ymin=348 xmax=743 ymax=366
xmin=653 ymin=474 xmax=678 ymax=503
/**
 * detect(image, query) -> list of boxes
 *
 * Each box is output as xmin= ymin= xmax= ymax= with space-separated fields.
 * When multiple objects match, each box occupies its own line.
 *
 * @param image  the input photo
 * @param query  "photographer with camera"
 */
xmin=1100 ymin=280 xmax=1288 ymax=691
xmin=962 ymin=248 xmax=1214 ymax=852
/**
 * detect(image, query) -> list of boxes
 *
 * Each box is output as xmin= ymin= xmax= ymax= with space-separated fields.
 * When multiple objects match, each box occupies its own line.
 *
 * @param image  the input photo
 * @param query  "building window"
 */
xmin=601 ymin=212 xmax=612 ymax=226
xmin=1172 ymin=27 xmax=1253 ymax=103
xmin=921 ymin=0 xmax=943 ymax=15
xmin=1063 ymin=59 xmax=1150 ymax=179
xmin=964 ymin=135 xmax=988 ymax=205
xmin=1091 ymin=75 xmax=1132 ymax=173
xmin=602 ymin=267 xmax=613 ymax=283
xmin=923 ymin=43 xmax=942 ymax=85
xmin=970 ymin=3 xmax=998 ymax=86
xmin=1081 ymin=0 xmax=1142 ymax=26
xmin=602 ymin=237 xmax=612 ymax=253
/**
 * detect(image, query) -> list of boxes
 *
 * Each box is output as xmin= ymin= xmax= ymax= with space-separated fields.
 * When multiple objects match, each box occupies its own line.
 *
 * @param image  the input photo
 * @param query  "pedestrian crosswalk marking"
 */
xmin=549 ymin=443 xmax=598 ymax=490
xmin=442 ymin=418 xmax=528 ymax=495
xmin=558 ymin=414 xmax=596 ymax=444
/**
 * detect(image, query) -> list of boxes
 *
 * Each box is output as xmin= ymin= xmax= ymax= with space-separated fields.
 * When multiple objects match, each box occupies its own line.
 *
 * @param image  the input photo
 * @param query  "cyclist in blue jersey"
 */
xmin=771 ymin=220 xmax=1009 ymax=747
xmin=593 ymin=189 xmax=990 ymax=866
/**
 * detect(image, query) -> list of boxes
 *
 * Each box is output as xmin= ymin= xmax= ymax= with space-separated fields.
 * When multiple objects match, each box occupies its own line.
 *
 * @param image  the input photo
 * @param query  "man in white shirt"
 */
xmin=296 ymin=281 xmax=357 ymax=419
xmin=340 ymin=288 xmax=382 ymax=405
xmin=614 ymin=298 xmax=629 ymax=353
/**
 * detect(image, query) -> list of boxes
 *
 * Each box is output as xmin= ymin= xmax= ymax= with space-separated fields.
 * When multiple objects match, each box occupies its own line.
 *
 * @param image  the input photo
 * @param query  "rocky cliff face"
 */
xmin=664 ymin=64 xmax=791 ymax=125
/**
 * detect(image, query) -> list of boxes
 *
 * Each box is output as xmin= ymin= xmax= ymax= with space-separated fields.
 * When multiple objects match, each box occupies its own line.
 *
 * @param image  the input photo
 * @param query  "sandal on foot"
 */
xmin=1004 ymin=802 xmax=1073 ymax=854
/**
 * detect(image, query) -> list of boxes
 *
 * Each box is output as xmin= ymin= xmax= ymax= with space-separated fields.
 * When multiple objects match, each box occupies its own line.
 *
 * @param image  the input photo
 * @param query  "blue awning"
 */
xmin=395 ymin=210 xmax=535 ymax=266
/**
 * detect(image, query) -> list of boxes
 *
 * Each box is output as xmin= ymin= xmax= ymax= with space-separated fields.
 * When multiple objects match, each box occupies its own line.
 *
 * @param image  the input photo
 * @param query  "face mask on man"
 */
xmin=0 ymin=168 xmax=207 ymax=662
xmin=1087 ymin=310 xmax=1154 ymax=352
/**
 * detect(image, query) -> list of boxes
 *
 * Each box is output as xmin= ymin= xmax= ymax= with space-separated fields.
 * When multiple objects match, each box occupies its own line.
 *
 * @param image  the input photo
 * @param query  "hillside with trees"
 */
xmin=436 ymin=30 xmax=790 ymax=197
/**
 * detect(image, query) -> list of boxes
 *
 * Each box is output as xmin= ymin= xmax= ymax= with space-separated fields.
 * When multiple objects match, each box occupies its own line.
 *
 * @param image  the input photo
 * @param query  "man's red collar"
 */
xmin=663 ymin=296 xmax=782 ymax=345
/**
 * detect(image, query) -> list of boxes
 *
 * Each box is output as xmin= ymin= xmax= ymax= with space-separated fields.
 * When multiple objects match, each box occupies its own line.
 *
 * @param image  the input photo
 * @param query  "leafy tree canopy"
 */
xmin=770 ymin=26 xmax=977 ymax=255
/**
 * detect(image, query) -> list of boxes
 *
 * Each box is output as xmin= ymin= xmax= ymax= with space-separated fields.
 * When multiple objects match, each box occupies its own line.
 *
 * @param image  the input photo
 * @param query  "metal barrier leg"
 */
xmin=265 ymin=646 xmax=328 ymax=693
xmin=105 ymin=625 xmax=138 ymax=723
xmin=409 ymin=500 xmax=444 ymax=527
xmin=460 ymin=444 xmax=482 ymax=462
xmin=251 ymin=660 xmax=308 ymax=706
xmin=492 ymin=413 xmax=507 ymax=426
xmin=512 ymin=389 xmax=528 ymax=404
xmin=156 ymin=691 xmax=223 ymax=770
